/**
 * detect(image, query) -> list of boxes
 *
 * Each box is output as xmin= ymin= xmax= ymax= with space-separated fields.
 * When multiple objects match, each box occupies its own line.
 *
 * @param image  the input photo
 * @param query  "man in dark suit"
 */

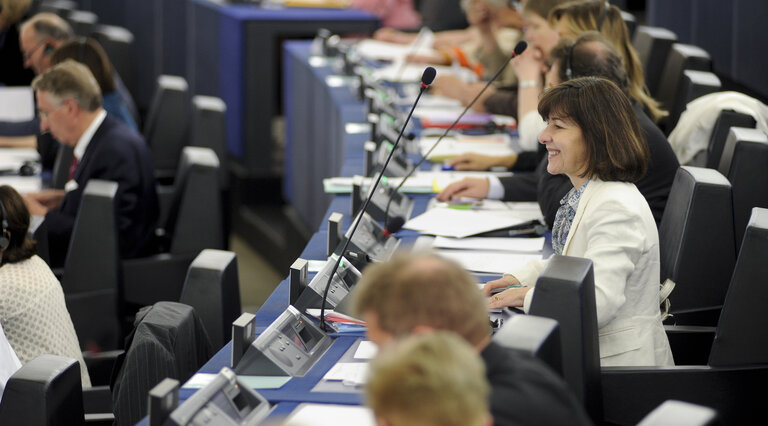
xmin=438 ymin=32 xmax=679 ymax=228
xmin=352 ymin=253 xmax=593 ymax=426
xmin=23 ymin=60 xmax=158 ymax=267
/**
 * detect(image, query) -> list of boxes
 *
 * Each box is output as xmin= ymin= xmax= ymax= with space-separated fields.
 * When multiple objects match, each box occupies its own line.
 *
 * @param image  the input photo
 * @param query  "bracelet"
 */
xmin=518 ymin=80 xmax=539 ymax=89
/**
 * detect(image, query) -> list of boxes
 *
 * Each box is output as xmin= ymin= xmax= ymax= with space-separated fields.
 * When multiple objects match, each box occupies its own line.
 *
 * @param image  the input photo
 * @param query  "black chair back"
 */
xmin=721 ymin=133 xmax=768 ymax=246
xmin=667 ymin=71 xmax=721 ymax=133
xmin=0 ymin=355 xmax=84 ymax=426
xmin=143 ymin=75 xmax=190 ymax=181
xmin=659 ymin=167 xmax=735 ymax=319
xmin=705 ymin=110 xmax=756 ymax=170
xmin=92 ymin=25 xmax=139 ymax=121
xmin=111 ymin=302 xmax=213 ymax=426
xmin=709 ymin=208 xmax=768 ymax=367
xmin=179 ymin=249 xmax=241 ymax=350
xmin=67 ymin=10 xmax=98 ymax=37
xmin=63 ymin=180 xmax=121 ymax=350
xmin=656 ymin=43 xmax=712 ymax=120
xmin=493 ymin=314 xmax=562 ymax=377
xmin=529 ymin=255 xmax=602 ymax=422
xmin=190 ymin=95 xmax=228 ymax=188
xmin=50 ymin=144 xmax=74 ymax=190
xmin=632 ymin=26 xmax=677 ymax=97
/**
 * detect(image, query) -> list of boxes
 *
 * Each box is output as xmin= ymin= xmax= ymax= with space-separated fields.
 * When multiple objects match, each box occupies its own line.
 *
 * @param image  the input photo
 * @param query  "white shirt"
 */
xmin=73 ymin=109 xmax=107 ymax=162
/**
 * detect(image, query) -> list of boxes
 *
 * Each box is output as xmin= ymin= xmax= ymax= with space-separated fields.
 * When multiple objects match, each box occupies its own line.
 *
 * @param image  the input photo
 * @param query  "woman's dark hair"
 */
xmin=50 ymin=37 xmax=116 ymax=94
xmin=538 ymin=76 xmax=649 ymax=182
xmin=0 ymin=185 xmax=37 ymax=264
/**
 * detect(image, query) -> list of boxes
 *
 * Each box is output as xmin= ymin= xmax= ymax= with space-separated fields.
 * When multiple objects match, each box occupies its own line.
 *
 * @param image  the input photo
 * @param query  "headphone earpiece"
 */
xmin=43 ymin=44 xmax=54 ymax=55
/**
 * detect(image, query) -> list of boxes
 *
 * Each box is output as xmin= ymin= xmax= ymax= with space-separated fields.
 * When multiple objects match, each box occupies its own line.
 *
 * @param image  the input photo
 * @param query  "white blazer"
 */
xmin=511 ymin=179 xmax=674 ymax=366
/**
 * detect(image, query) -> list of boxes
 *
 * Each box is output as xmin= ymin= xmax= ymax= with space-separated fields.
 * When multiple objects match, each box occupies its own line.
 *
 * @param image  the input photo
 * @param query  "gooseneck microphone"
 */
xmin=319 ymin=67 xmax=437 ymax=331
xmin=383 ymin=40 xmax=528 ymax=226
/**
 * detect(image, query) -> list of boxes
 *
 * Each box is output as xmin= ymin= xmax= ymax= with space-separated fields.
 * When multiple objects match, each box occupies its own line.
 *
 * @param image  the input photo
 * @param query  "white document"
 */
xmin=419 ymin=134 xmax=516 ymax=162
xmin=436 ymin=249 xmax=541 ymax=274
xmin=284 ymin=403 xmax=376 ymax=426
xmin=0 ymin=87 xmax=34 ymax=122
xmin=433 ymin=236 xmax=545 ymax=253
xmin=182 ymin=373 xmax=290 ymax=390
xmin=354 ymin=341 xmax=379 ymax=360
xmin=0 ymin=176 xmax=41 ymax=194
xmin=322 ymin=362 xmax=370 ymax=386
xmin=404 ymin=207 xmax=535 ymax=238
xmin=354 ymin=39 xmax=437 ymax=62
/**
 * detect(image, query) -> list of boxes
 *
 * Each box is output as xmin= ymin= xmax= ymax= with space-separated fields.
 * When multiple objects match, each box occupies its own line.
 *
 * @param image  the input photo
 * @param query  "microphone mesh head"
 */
xmin=387 ymin=216 xmax=406 ymax=234
xmin=514 ymin=40 xmax=528 ymax=56
xmin=421 ymin=67 xmax=437 ymax=85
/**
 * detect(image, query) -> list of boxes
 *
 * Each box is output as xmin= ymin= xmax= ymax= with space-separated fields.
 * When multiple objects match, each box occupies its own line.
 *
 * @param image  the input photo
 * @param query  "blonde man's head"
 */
xmin=366 ymin=332 xmax=491 ymax=426
xmin=352 ymin=252 xmax=490 ymax=347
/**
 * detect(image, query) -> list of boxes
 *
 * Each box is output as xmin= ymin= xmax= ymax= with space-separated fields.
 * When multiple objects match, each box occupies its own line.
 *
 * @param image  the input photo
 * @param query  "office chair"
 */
xmin=122 ymin=147 xmax=224 ymax=309
xmin=190 ymin=95 xmax=228 ymax=189
xmin=705 ymin=110 xmax=756 ymax=170
xmin=67 ymin=10 xmax=98 ymax=37
xmin=665 ymin=70 xmax=722 ymax=134
xmin=656 ymin=43 xmax=712 ymax=128
xmin=61 ymin=180 xmax=122 ymax=351
xmin=38 ymin=0 xmax=77 ymax=17
xmin=179 ymin=249 xmax=242 ymax=350
xmin=29 ymin=215 xmax=50 ymax=266
xmin=602 ymin=208 xmax=768 ymax=425
xmin=528 ymin=255 xmax=602 ymax=423
xmin=632 ymin=26 xmax=677 ymax=97
xmin=718 ymin=130 xmax=768 ymax=246
xmin=658 ymin=167 xmax=735 ymax=325
xmin=620 ymin=10 xmax=637 ymax=39
xmin=493 ymin=314 xmax=563 ymax=377
xmin=143 ymin=75 xmax=191 ymax=183
xmin=92 ymin=25 xmax=139 ymax=123
xmin=110 ymin=302 xmax=213 ymax=426
xmin=0 ymin=354 xmax=85 ymax=426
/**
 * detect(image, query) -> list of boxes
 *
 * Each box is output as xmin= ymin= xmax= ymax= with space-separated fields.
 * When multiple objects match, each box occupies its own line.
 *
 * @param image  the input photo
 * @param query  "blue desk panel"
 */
xmin=190 ymin=1 xmax=379 ymax=174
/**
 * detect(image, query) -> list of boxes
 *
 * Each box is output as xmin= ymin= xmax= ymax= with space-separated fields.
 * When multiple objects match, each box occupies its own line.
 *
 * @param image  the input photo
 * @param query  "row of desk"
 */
xmin=137 ymin=39 xmax=436 ymax=423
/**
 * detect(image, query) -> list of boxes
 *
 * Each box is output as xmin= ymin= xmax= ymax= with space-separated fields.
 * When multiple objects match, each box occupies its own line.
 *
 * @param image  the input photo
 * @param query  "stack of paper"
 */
xmin=419 ymin=133 xmax=516 ymax=162
xmin=283 ymin=404 xmax=376 ymax=426
xmin=404 ymin=205 xmax=539 ymax=238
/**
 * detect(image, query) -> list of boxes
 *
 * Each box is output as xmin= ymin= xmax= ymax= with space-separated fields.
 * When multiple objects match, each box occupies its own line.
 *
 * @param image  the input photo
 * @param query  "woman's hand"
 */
xmin=482 ymin=275 xmax=520 ymax=295
xmin=487 ymin=286 xmax=531 ymax=309
xmin=510 ymin=46 xmax=546 ymax=82
xmin=446 ymin=152 xmax=517 ymax=171
xmin=436 ymin=177 xmax=490 ymax=201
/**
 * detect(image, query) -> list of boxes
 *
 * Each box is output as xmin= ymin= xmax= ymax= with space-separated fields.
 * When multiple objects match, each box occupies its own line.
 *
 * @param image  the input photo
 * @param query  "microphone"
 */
xmin=381 ymin=216 xmax=405 ymax=238
xmin=382 ymin=41 xmax=528 ymax=225
xmin=319 ymin=67 xmax=436 ymax=331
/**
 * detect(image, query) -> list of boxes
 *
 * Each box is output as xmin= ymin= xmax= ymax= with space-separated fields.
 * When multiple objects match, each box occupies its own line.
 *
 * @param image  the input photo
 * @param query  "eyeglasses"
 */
xmin=38 ymin=102 xmax=66 ymax=120
xmin=22 ymin=39 xmax=47 ymax=62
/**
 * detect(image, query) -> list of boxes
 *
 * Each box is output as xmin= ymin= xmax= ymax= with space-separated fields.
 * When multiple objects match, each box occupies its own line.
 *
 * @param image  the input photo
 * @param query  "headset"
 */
xmin=0 ymin=199 xmax=10 ymax=252
xmin=43 ymin=43 xmax=55 ymax=55
xmin=565 ymin=1 xmax=610 ymax=81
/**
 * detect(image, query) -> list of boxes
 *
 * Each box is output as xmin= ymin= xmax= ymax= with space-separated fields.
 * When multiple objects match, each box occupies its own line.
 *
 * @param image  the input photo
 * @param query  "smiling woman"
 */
xmin=485 ymin=77 xmax=673 ymax=367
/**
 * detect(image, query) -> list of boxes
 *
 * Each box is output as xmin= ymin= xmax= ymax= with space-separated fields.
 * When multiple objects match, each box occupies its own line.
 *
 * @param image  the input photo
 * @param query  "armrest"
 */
xmin=664 ymin=325 xmax=716 ymax=365
xmin=83 ymin=385 xmax=113 ymax=416
xmin=83 ymin=349 xmax=124 ymax=386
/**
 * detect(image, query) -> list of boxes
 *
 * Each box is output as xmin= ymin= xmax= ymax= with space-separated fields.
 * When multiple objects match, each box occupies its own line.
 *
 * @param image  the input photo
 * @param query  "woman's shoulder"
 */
xmin=584 ymin=180 xmax=654 ymax=217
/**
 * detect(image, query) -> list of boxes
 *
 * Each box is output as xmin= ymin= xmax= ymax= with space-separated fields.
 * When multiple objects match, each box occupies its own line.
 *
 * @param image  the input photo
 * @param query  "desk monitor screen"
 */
xmin=167 ymin=367 xmax=270 ymax=426
xmin=281 ymin=318 xmax=319 ymax=354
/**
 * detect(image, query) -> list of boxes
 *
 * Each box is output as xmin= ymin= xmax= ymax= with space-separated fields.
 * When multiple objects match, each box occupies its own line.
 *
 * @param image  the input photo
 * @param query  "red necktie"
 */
xmin=68 ymin=157 xmax=79 ymax=181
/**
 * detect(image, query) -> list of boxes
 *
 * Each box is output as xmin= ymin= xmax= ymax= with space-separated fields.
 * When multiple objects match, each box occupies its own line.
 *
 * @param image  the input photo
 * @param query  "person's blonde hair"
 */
xmin=550 ymin=0 xmax=668 ymax=122
xmin=0 ymin=0 xmax=31 ymax=28
xmin=351 ymin=252 xmax=490 ymax=346
xmin=32 ymin=59 xmax=102 ymax=111
xmin=521 ymin=0 xmax=570 ymax=19
xmin=366 ymin=332 xmax=490 ymax=426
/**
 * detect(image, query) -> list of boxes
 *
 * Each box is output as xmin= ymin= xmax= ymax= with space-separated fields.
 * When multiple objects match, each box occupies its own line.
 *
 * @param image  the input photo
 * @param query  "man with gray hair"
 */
xmin=22 ymin=60 xmax=158 ymax=267
xmin=18 ymin=12 xmax=73 ymax=76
